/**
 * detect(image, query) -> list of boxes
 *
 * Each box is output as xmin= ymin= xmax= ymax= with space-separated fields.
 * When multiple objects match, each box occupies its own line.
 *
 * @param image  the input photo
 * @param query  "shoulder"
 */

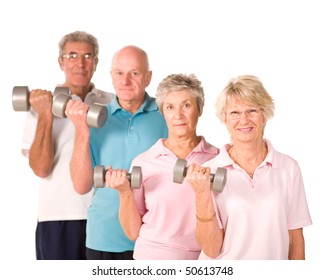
xmin=96 ymin=90 xmax=115 ymax=103
xmin=88 ymin=87 xmax=115 ymax=105
xmin=200 ymin=136 xmax=220 ymax=155
xmin=266 ymin=139 xmax=300 ymax=168
xmin=131 ymin=140 xmax=162 ymax=165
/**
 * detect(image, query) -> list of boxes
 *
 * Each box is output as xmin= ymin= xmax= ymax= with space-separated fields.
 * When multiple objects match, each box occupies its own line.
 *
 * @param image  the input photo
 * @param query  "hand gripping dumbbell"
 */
xmin=173 ymin=158 xmax=227 ymax=192
xmin=93 ymin=165 xmax=142 ymax=189
xmin=12 ymin=86 xmax=105 ymax=127
xmin=52 ymin=91 xmax=108 ymax=128
xmin=12 ymin=86 xmax=69 ymax=112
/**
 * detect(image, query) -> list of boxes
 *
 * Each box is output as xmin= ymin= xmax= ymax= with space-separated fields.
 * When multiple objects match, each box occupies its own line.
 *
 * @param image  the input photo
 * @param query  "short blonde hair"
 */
xmin=216 ymin=75 xmax=275 ymax=123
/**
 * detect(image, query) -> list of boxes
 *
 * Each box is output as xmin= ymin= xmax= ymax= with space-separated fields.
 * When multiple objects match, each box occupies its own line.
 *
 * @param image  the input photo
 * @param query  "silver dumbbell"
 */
xmin=93 ymin=165 xmax=142 ymax=189
xmin=52 ymin=92 xmax=108 ymax=128
xmin=12 ymin=86 xmax=69 ymax=111
xmin=173 ymin=158 xmax=227 ymax=192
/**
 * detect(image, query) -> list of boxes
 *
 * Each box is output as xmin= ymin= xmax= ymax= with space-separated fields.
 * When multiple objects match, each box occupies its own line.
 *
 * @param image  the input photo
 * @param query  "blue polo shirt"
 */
xmin=87 ymin=93 xmax=168 ymax=252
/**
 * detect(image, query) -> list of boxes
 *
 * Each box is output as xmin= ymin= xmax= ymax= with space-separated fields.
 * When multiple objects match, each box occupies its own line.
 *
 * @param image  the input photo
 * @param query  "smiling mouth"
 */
xmin=237 ymin=127 xmax=253 ymax=132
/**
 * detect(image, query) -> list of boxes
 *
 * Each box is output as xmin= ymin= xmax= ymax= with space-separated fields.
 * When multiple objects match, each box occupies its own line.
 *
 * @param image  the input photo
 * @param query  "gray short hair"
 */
xmin=156 ymin=73 xmax=205 ymax=115
xmin=58 ymin=31 xmax=99 ymax=58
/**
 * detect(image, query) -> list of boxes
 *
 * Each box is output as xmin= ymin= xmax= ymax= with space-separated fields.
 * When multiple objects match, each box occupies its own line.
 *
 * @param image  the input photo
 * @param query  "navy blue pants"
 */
xmin=86 ymin=247 xmax=134 ymax=260
xmin=36 ymin=220 xmax=87 ymax=260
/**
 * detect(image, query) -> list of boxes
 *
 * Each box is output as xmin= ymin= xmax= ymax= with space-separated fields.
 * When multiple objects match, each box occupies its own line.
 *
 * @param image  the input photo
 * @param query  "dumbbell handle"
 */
xmin=52 ymin=93 xmax=108 ymax=128
xmin=183 ymin=166 xmax=216 ymax=183
xmin=173 ymin=159 xmax=227 ymax=193
xmin=12 ymin=86 xmax=70 ymax=112
xmin=93 ymin=165 xmax=142 ymax=189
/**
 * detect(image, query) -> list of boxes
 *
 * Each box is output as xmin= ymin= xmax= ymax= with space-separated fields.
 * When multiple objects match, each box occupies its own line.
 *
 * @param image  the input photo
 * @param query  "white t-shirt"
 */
xmin=22 ymin=86 xmax=114 ymax=222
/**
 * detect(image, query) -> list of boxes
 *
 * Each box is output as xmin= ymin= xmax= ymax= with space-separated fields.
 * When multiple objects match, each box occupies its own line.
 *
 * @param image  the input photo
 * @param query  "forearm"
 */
xmin=195 ymin=193 xmax=223 ymax=258
xmin=119 ymin=190 xmax=142 ymax=241
xmin=288 ymin=229 xmax=305 ymax=260
xmin=29 ymin=114 xmax=54 ymax=178
xmin=70 ymin=128 xmax=93 ymax=194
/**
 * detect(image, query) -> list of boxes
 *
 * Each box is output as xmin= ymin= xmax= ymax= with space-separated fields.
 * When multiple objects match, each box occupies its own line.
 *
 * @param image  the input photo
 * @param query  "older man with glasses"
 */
xmin=21 ymin=31 xmax=114 ymax=260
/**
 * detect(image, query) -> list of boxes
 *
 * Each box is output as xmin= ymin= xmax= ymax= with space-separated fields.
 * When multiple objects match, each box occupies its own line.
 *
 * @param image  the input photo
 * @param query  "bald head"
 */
xmin=111 ymin=45 xmax=150 ymax=71
xmin=110 ymin=45 xmax=152 ymax=113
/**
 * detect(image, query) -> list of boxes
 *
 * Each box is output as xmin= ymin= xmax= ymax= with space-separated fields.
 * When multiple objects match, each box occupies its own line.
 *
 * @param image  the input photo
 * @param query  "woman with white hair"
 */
xmin=105 ymin=73 xmax=220 ymax=259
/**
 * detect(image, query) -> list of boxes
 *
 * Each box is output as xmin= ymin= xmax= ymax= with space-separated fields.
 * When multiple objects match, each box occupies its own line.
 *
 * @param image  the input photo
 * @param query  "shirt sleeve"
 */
xmin=288 ymin=161 xmax=312 ymax=229
xmin=21 ymin=110 xmax=38 ymax=158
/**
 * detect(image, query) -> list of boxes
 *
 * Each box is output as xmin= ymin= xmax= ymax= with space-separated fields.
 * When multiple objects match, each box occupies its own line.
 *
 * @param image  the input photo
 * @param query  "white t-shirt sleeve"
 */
xmin=21 ymin=110 xmax=38 ymax=158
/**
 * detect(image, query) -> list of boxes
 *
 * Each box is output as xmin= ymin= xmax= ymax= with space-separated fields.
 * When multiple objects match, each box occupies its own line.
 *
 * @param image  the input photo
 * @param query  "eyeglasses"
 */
xmin=226 ymin=108 xmax=261 ymax=120
xmin=62 ymin=52 xmax=96 ymax=61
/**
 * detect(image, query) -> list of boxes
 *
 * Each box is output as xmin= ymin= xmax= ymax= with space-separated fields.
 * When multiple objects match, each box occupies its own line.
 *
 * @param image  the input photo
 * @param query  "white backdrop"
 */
xmin=1 ymin=0 xmax=324 ymax=278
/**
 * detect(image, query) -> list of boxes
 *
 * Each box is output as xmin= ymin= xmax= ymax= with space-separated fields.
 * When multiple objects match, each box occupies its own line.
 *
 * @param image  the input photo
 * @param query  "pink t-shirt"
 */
xmin=200 ymin=139 xmax=312 ymax=260
xmin=132 ymin=137 xmax=219 ymax=260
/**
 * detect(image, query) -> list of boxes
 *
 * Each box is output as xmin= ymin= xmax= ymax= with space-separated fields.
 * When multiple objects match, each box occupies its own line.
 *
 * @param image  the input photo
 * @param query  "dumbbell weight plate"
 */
xmin=211 ymin=168 xmax=227 ymax=193
xmin=173 ymin=158 xmax=187 ymax=184
xmin=87 ymin=103 xmax=108 ymax=128
xmin=52 ymin=87 xmax=71 ymax=118
xmin=94 ymin=165 xmax=105 ymax=188
xmin=52 ymin=86 xmax=70 ymax=98
xmin=12 ymin=86 xmax=30 ymax=111
xmin=129 ymin=166 xmax=142 ymax=189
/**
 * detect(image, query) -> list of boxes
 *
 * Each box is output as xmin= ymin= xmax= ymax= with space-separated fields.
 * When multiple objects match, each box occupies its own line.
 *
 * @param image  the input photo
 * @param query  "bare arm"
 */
xmin=106 ymin=169 xmax=142 ymax=240
xmin=187 ymin=164 xmax=224 ymax=258
xmin=195 ymin=192 xmax=224 ymax=258
xmin=28 ymin=90 xmax=54 ymax=178
xmin=288 ymin=228 xmax=305 ymax=260
xmin=66 ymin=100 xmax=93 ymax=194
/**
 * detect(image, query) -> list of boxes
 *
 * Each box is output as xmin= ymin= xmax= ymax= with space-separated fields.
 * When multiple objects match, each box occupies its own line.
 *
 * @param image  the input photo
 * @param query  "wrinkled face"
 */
xmin=163 ymin=90 xmax=200 ymax=138
xmin=110 ymin=48 xmax=151 ymax=103
xmin=225 ymin=96 xmax=266 ymax=143
xmin=58 ymin=41 xmax=98 ymax=89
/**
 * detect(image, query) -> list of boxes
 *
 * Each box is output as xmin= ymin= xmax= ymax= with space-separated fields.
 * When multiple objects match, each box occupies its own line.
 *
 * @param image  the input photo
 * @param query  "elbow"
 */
xmin=202 ymin=247 xmax=220 ymax=259
xmin=31 ymin=165 xmax=52 ymax=178
xmin=122 ymin=222 xmax=141 ymax=241
xmin=201 ymin=240 xmax=222 ymax=258
xmin=74 ymin=184 xmax=92 ymax=195
xmin=201 ymin=238 xmax=222 ymax=258
xmin=125 ymin=231 xmax=139 ymax=241
xmin=36 ymin=172 xmax=51 ymax=178
xmin=71 ymin=176 xmax=93 ymax=195
xmin=129 ymin=231 xmax=140 ymax=241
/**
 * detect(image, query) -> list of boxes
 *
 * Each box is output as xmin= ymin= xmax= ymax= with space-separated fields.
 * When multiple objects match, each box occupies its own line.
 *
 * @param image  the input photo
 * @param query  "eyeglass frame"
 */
xmin=62 ymin=52 xmax=97 ymax=61
xmin=225 ymin=108 xmax=261 ymax=120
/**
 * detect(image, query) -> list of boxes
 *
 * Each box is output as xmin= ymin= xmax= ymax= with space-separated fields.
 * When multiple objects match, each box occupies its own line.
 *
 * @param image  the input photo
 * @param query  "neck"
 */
xmin=165 ymin=135 xmax=201 ymax=159
xmin=228 ymin=140 xmax=267 ymax=177
xmin=118 ymin=95 xmax=146 ymax=115
xmin=67 ymin=84 xmax=93 ymax=102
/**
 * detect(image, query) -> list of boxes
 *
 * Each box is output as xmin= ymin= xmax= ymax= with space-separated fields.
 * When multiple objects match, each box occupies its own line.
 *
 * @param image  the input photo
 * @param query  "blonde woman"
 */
xmin=187 ymin=75 xmax=312 ymax=260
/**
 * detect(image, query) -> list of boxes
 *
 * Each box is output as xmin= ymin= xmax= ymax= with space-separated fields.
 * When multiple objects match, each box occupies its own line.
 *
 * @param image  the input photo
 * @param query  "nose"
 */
xmin=120 ymin=73 xmax=131 ymax=85
xmin=76 ymin=56 xmax=87 ymax=66
xmin=238 ymin=112 xmax=250 ymax=123
xmin=174 ymin=106 xmax=184 ymax=118
xmin=240 ymin=111 xmax=248 ymax=119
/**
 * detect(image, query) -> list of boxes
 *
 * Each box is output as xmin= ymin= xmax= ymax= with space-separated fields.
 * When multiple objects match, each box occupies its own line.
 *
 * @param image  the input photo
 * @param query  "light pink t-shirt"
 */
xmin=132 ymin=137 xmax=219 ymax=260
xmin=200 ymin=139 xmax=312 ymax=260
